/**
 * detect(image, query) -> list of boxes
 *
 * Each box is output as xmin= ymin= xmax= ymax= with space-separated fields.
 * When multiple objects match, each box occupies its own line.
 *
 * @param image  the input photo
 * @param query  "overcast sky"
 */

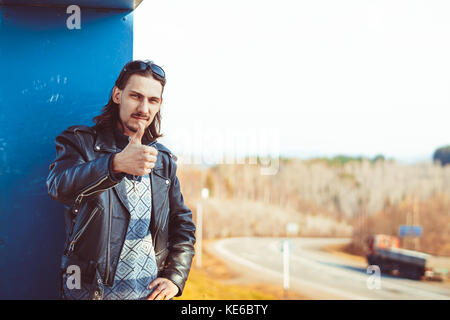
xmin=134 ymin=0 xmax=450 ymax=163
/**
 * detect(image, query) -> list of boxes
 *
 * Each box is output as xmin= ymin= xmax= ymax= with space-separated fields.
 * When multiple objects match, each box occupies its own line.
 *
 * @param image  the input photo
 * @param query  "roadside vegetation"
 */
xmin=177 ymin=155 xmax=450 ymax=256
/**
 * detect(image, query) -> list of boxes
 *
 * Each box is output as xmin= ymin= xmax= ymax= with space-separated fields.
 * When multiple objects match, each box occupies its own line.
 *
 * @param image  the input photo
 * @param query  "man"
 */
xmin=46 ymin=60 xmax=196 ymax=300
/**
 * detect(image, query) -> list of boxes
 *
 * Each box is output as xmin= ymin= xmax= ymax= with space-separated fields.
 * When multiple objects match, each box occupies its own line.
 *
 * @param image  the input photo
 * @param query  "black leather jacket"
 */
xmin=46 ymin=124 xmax=196 ymax=299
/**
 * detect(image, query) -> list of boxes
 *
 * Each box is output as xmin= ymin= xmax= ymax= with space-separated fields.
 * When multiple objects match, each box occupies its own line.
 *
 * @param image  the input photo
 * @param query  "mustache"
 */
xmin=132 ymin=113 xmax=150 ymax=120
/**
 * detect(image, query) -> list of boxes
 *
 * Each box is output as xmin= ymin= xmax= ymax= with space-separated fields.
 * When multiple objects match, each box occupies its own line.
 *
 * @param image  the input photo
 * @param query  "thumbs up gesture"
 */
xmin=112 ymin=122 xmax=158 ymax=176
xmin=129 ymin=121 xmax=146 ymax=145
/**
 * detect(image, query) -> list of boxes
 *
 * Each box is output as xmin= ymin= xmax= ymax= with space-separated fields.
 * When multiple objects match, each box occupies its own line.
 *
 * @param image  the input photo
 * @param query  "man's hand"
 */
xmin=112 ymin=122 xmax=158 ymax=176
xmin=147 ymin=277 xmax=179 ymax=300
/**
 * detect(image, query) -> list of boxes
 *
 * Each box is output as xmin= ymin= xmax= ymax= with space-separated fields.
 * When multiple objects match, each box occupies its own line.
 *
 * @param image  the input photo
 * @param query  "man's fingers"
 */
xmin=148 ymin=288 xmax=172 ymax=300
xmin=147 ymin=286 xmax=163 ymax=300
xmin=147 ymin=280 xmax=159 ymax=299
xmin=143 ymin=162 xmax=155 ymax=172
xmin=143 ymin=145 xmax=158 ymax=156
xmin=143 ymin=153 xmax=157 ymax=163
xmin=148 ymin=278 xmax=163 ymax=290
xmin=130 ymin=122 xmax=145 ymax=145
xmin=147 ymin=278 xmax=178 ymax=300
xmin=155 ymin=291 xmax=166 ymax=300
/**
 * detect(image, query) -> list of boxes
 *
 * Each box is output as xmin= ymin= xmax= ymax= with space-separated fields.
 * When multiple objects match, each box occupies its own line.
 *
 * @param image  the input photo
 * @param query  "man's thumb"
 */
xmin=130 ymin=122 xmax=145 ymax=144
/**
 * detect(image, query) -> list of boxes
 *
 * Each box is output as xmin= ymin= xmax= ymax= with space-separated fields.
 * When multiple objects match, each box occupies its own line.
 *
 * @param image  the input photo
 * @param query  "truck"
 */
xmin=366 ymin=234 xmax=430 ymax=280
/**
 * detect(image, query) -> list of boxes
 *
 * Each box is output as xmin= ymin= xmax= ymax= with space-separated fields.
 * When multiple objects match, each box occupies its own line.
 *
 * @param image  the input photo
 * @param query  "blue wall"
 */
xmin=0 ymin=3 xmax=135 ymax=299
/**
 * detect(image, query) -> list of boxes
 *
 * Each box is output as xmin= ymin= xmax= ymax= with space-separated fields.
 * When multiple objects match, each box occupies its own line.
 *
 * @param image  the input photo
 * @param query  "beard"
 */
xmin=121 ymin=115 xmax=151 ymax=135
xmin=119 ymin=119 xmax=142 ymax=136
xmin=124 ymin=121 xmax=139 ymax=133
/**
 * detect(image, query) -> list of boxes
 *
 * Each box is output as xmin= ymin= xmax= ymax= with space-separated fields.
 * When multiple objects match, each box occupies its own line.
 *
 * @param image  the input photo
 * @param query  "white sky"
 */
xmin=134 ymin=0 xmax=450 ymax=163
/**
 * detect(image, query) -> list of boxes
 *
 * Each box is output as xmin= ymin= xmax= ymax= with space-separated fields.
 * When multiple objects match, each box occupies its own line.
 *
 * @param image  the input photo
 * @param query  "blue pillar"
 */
xmin=0 ymin=0 xmax=141 ymax=299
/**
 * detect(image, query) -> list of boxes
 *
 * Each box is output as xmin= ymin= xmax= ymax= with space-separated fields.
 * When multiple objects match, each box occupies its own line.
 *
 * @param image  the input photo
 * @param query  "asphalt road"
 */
xmin=210 ymin=237 xmax=450 ymax=300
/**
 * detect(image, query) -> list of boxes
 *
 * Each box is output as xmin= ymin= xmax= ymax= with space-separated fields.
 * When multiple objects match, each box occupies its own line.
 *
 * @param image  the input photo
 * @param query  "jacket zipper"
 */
xmin=153 ymin=207 xmax=169 ymax=245
xmin=75 ymin=175 xmax=109 ymax=204
xmin=68 ymin=207 xmax=99 ymax=254
xmin=105 ymin=190 xmax=113 ymax=283
xmin=152 ymin=174 xmax=170 ymax=245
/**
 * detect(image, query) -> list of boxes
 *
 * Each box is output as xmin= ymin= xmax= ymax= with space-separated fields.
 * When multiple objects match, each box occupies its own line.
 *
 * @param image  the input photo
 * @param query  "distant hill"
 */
xmin=309 ymin=154 xmax=386 ymax=166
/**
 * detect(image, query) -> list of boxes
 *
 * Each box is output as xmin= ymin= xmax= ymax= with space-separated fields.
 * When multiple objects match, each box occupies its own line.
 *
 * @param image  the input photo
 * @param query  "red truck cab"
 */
xmin=367 ymin=234 xmax=429 ymax=280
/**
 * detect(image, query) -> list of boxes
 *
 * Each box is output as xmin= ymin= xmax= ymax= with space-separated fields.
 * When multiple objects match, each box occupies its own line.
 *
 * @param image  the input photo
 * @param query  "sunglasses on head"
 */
xmin=122 ymin=60 xmax=165 ymax=79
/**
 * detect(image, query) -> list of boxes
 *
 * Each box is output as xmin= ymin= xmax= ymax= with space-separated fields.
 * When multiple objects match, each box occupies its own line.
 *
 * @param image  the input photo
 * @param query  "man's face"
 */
xmin=112 ymin=74 xmax=163 ymax=137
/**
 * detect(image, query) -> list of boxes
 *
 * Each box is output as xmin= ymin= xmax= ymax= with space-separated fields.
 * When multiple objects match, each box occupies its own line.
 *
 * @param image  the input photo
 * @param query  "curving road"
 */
xmin=209 ymin=237 xmax=450 ymax=300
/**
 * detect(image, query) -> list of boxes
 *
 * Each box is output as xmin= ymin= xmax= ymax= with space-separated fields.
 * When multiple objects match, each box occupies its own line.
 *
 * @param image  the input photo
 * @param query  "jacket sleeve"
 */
xmin=46 ymin=128 xmax=123 ymax=206
xmin=160 ymin=159 xmax=196 ymax=297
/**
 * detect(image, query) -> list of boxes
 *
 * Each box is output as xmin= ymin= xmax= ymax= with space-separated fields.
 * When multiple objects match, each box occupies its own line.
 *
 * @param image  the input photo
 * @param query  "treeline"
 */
xmin=181 ymin=158 xmax=450 ymax=219
xmin=312 ymin=154 xmax=386 ymax=166
xmin=352 ymin=193 xmax=450 ymax=256
xmin=177 ymin=157 xmax=450 ymax=255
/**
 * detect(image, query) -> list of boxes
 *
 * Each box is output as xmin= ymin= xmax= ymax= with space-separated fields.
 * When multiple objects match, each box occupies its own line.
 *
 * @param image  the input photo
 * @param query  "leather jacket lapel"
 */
xmin=94 ymin=126 xmax=119 ymax=153
xmin=113 ymin=170 xmax=169 ymax=228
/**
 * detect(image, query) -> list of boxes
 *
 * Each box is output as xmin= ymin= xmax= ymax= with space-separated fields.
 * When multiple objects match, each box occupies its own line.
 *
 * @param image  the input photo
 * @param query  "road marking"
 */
xmin=213 ymin=238 xmax=373 ymax=300
xmin=213 ymin=237 xmax=450 ymax=300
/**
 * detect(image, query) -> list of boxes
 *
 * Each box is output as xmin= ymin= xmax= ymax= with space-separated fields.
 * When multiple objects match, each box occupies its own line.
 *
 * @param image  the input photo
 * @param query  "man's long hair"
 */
xmin=92 ymin=61 xmax=166 ymax=142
